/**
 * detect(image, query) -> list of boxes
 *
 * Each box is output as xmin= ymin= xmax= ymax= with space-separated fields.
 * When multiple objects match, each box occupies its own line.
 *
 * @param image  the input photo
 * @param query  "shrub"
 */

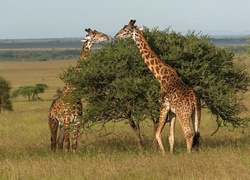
xmin=0 ymin=76 xmax=13 ymax=112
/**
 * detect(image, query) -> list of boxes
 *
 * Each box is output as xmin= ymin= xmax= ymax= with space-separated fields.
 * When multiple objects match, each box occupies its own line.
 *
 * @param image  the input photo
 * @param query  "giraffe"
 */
xmin=77 ymin=28 xmax=110 ymax=69
xmin=48 ymin=28 xmax=109 ymax=152
xmin=115 ymin=20 xmax=201 ymax=154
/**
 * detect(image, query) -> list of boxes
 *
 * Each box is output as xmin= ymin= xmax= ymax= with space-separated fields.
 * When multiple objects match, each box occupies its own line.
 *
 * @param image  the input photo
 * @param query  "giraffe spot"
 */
xmin=160 ymin=68 xmax=166 ymax=74
xmin=151 ymin=68 xmax=156 ymax=74
xmin=157 ymin=75 xmax=162 ymax=81
xmin=155 ymin=66 xmax=160 ymax=74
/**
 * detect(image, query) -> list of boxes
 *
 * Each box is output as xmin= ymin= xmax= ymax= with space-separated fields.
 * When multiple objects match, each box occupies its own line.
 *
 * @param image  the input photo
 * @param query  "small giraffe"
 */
xmin=48 ymin=29 xmax=109 ymax=152
xmin=115 ymin=20 xmax=201 ymax=154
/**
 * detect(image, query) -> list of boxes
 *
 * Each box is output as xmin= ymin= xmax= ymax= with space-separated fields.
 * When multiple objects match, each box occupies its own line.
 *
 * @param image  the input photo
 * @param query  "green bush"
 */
xmin=0 ymin=76 xmax=13 ymax=112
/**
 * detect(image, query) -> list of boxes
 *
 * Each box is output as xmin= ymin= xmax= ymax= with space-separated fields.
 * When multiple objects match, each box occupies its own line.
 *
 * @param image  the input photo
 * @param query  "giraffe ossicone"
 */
xmin=115 ymin=19 xmax=201 ymax=154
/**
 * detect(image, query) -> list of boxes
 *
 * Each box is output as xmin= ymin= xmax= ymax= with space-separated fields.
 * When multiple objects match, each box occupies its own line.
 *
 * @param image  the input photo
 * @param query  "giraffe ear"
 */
xmin=81 ymin=38 xmax=87 ymax=42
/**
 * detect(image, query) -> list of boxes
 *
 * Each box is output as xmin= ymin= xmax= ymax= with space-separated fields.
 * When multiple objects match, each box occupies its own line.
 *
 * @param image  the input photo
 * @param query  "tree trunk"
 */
xmin=129 ymin=118 xmax=144 ymax=150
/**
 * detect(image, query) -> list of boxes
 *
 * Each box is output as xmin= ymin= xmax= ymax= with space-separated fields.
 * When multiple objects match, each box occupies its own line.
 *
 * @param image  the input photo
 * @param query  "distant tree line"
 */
xmin=210 ymin=36 xmax=249 ymax=44
xmin=0 ymin=49 xmax=80 ymax=62
xmin=0 ymin=37 xmax=249 ymax=62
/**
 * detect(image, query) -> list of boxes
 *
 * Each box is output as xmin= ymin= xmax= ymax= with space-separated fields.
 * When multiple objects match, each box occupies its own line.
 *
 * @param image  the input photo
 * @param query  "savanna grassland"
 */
xmin=1 ymin=54 xmax=250 ymax=179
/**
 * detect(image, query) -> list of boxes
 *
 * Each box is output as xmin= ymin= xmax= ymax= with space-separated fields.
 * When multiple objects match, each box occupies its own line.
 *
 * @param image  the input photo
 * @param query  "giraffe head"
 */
xmin=82 ymin=28 xmax=109 ymax=46
xmin=80 ymin=38 xmax=92 ymax=51
xmin=79 ymin=28 xmax=109 ymax=60
xmin=114 ymin=19 xmax=137 ymax=40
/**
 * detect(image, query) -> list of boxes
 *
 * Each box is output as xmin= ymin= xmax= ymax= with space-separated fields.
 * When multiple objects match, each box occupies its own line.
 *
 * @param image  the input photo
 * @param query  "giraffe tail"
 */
xmin=192 ymin=98 xmax=201 ymax=151
xmin=192 ymin=132 xmax=200 ymax=150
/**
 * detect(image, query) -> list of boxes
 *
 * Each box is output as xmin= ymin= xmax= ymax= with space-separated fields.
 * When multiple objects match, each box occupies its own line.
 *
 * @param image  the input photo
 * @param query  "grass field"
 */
xmin=0 ymin=59 xmax=250 ymax=179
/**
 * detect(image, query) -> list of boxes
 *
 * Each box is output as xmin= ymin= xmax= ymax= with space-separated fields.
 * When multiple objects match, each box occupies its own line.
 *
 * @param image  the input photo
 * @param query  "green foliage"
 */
xmin=0 ymin=76 xmax=13 ymax=112
xmin=63 ymin=27 xmax=250 ymax=130
xmin=12 ymin=83 xmax=48 ymax=101
xmin=62 ymin=39 xmax=160 ymax=125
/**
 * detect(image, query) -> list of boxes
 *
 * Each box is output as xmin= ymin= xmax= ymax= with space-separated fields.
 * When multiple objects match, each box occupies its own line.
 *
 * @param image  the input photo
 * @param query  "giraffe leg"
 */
xmin=152 ymin=115 xmax=169 ymax=153
xmin=48 ymin=117 xmax=58 ymax=152
xmin=152 ymin=118 xmax=158 ymax=153
xmin=63 ymin=123 xmax=70 ymax=152
xmin=155 ymin=105 xmax=169 ymax=155
xmin=58 ymin=126 xmax=64 ymax=151
xmin=72 ymin=122 xmax=80 ymax=153
xmin=168 ymin=112 xmax=176 ymax=155
xmin=179 ymin=117 xmax=193 ymax=153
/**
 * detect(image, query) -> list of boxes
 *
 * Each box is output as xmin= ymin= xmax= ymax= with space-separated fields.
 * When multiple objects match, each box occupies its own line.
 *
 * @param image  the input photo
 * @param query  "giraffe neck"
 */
xmin=133 ymin=28 xmax=177 ymax=86
xmin=62 ymin=42 xmax=91 ymax=96
xmin=77 ymin=42 xmax=92 ymax=67
xmin=62 ymin=83 xmax=71 ymax=96
xmin=79 ymin=48 xmax=89 ymax=60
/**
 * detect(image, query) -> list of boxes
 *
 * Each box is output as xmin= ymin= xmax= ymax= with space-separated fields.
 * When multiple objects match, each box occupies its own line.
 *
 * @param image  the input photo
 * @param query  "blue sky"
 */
xmin=1 ymin=0 xmax=250 ymax=39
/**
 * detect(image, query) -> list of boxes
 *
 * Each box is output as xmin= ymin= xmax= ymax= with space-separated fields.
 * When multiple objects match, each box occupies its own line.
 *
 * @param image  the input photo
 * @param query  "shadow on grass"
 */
xmin=4 ymin=131 xmax=247 ymax=160
xmin=76 ymin=132 xmax=250 ymax=156
xmin=200 ymin=134 xmax=249 ymax=149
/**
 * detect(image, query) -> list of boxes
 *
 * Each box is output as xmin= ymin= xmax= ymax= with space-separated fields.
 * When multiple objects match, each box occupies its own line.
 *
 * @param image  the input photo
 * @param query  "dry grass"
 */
xmin=0 ymin=60 xmax=75 ymax=100
xmin=0 ymin=59 xmax=250 ymax=179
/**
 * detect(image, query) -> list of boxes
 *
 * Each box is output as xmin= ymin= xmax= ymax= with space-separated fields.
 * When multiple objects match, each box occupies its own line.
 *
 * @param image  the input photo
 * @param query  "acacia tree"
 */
xmin=0 ymin=76 xmax=13 ymax=113
xmin=12 ymin=83 xmax=48 ymax=101
xmin=62 ymin=27 xmax=250 ymax=142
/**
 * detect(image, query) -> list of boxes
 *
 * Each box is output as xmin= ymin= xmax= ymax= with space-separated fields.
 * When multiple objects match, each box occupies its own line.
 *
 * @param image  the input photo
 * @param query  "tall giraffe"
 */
xmin=48 ymin=29 xmax=109 ymax=152
xmin=115 ymin=20 xmax=201 ymax=154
